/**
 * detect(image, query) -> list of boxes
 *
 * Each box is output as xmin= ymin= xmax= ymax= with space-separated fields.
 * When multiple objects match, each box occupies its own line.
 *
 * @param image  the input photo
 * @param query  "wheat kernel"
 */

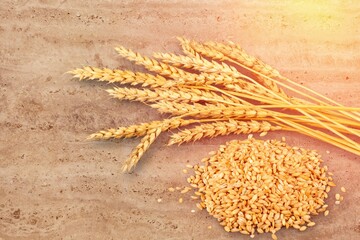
xmin=335 ymin=201 xmax=340 ymax=205
xmin=341 ymin=187 xmax=346 ymax=192
xmin=186 ymin=164 xmax=193 ymax=168
xmin=191 ymin=209 xmax=196 ymax=213
xmin=182 ymin=169 xmax=188 ymax=174
xmin=299 ymin=226 xmax=307 ymax=231
xmin=340 ymin=196 xmax=344 ymax=201
xmin=324 ymin=210 xmax=329 ymax=216
xmin=335 ymin=193 xmax=340 ymax=201
xmin=168 ymin=187 xmax=175 ymax=192
xmin=271 ymin=233 xmax=278 ymax=240
xmin=178 ymin=198 xmax=183 ymax=203
xmin=260 ymin=131 xmax=268 ymax=137
xmin=208 ymin=225 xmax=212 ymax=229
xmin=181 ymin=187 xmax=191 ymax=194
xmin=157 ymin=198 xmax=162 ymax=203
xmin=307 ymin=222 xmax=315 ymax=227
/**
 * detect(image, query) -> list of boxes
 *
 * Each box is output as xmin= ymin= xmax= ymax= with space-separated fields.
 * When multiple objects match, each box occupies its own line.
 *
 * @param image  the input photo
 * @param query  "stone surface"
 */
xmin=0 ymin=1 xmax=359 ymax=239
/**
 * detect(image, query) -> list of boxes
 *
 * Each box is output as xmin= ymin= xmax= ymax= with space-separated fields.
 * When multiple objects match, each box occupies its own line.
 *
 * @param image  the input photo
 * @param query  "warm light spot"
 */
xmin=269 ymin=0 xmax=351 ymax=41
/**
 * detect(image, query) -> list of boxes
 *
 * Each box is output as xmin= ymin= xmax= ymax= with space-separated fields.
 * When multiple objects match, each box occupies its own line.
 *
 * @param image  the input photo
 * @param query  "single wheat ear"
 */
xmin=115 ymin=46 xmax=198 ymax=81
xmin=122 ymin=127 xmax=162 ymax=173
xmin=88 ymin=118 xmax=199 ymax=140
xmin=168 ymin=120 xmax=281 ymax=145
xmin=68 ymin=66 xmax=170 ymax=88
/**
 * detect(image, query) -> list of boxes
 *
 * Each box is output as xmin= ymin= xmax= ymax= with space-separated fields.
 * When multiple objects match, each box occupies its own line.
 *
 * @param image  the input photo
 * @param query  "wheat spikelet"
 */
xmin=69 ymin=66 xmax=170 ymax=88
xmin=122 ymin=127 xmax=162 ymax=172
xmin=107 ymin=86 xmax=239 ymax=104
xmin=177 ymin=36 xmax=198 ymax=56
xmin=89 ymin=118 xmax=197 ymax=140
xmin=168 ymin=120 xmax=281 ymax=145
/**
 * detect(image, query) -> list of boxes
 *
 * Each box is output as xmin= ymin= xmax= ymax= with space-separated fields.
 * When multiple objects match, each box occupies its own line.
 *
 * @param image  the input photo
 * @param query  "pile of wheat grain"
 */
xmin=70 ymin=37 xmax=360 ymax=172
xmin=186 ymin=137 xmax=335 ymax=239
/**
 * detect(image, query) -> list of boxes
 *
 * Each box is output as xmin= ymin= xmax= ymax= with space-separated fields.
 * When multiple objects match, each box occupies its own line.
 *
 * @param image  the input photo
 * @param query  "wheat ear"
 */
xmin=106 ymin=86 xmax=239 ymax=105
xmin=88 ymin=118 xmax=198 ymax=140
xmin=168 ymin=120 xmax=281 ymax=145
xmin=204 ymin=40 xmax=360 ymax=122
xmin=202 ymin=41 xmax=287 ymax=96
xmin=154 ymin=52 xmax=243 ymax=79
xmin=122 ymin=127 xmax=162 ymax=172
xmin=178 ymin=38 xmax=287 ymax=97
xmin=69 ymin=66 xmax=170 ymax=88
xmin=115 ymin=46 xmax=198 ymax=82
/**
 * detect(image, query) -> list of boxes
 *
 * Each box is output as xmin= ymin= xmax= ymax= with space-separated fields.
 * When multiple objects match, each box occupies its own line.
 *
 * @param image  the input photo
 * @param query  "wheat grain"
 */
xmin=187 ymin=138 xmax=335 ymax=235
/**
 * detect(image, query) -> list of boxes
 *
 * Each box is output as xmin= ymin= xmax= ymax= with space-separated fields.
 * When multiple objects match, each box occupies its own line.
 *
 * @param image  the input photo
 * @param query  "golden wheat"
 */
xmin=168 ymin=120 xmax=281 ymax=145
xmin=121 ymin=126 xmax=162 ymax=172
xmin=115 ymin=46 xmax=197 ymax=82
xmin=69 ymin=66 xmax=170 ymax=88
xmin=107 ymin=86 xmax=240 ymax=105
xmin=187 ymin=138 xmax=334 ymax=236
xmin=71 ymin=38 xmax=360 ymax=174
xmin=88 ymin=118 xmax=197 ymax=140
xmin=184 ymin=39 xmax=287 ymax=97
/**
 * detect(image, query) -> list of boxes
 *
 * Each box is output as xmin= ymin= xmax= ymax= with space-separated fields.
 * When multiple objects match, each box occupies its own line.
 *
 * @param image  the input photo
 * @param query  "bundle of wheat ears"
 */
xmin=70 ymin=37 xmax=360 ymax=172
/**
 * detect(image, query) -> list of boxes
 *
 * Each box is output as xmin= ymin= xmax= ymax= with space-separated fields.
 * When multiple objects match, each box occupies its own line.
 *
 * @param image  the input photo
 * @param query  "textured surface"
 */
xmin=0 ymin=0 xmax=359 ymax=239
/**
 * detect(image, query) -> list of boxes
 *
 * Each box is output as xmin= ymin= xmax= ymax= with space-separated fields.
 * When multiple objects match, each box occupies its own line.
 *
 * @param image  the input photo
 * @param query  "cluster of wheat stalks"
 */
xmin=70 ymin=37 xmax=360 ymax=172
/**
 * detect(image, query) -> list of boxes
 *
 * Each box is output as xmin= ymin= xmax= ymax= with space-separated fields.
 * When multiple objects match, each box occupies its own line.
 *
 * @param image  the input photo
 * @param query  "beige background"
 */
xmin=0 ymin=0 xmax=359 ymax=239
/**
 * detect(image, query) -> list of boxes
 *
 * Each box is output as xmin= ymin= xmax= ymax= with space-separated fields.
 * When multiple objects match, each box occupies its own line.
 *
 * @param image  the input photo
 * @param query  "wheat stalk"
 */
xmin=70 ymin=39 xmax=360 ymax=173
xmin=168 ymin=120 xmax=281 ymax=145
xmin=202 ymin=40 xmax=360 ymax=122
